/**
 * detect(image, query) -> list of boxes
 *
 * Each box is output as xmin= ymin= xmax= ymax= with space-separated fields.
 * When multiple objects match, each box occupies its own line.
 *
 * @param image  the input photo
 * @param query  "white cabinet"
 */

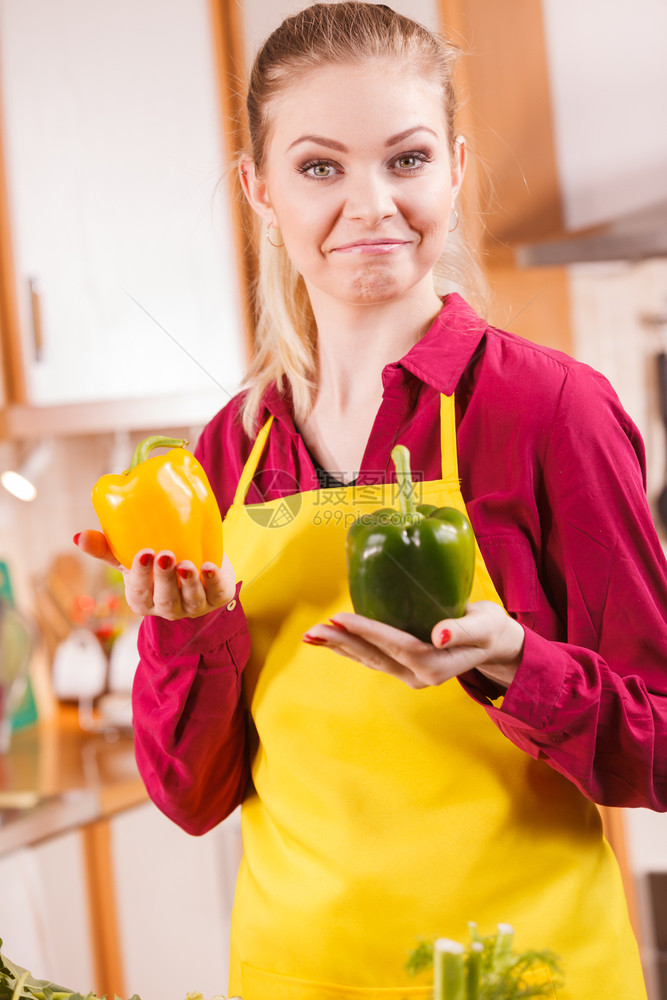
xmin=110 ymin=802 xmax=242 ymax=1000
xmin=0 ymin=832 xmax=94 ymax=990
xmin=0 ymin=0 xmax=245 ymax=410
xmin=0 ymin=803 xmax=243 ymax=998
xmin=542 ymin=0 xmax=667 ymax=230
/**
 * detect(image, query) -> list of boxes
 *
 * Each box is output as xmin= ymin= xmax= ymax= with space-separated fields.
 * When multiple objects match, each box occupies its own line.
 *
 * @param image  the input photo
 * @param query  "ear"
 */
xmin=239 ymin=156 xmax=277 ymax=228
xmin=450 ymin=135 xmax=466 ymax=202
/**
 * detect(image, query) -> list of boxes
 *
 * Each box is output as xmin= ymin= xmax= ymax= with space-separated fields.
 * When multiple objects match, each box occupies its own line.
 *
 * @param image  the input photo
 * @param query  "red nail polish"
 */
xmin=177 ymin=567 xmax=191 ymax=580
xmin=204 ymin=569 xmax=216 ymax=579
xmin=139 ymin=552 xmax=154 ymax=567
xmin=438 ymin=628 xmax=451 ymax=647
xmin=72 ymin=533 xmax=81 ymax=546
xmin=157 ymin=555 xmax=173 ymax=570
xmin=328 ymin=619 xmax=348 ymax=632
xmin=303 ymin=635 xmax=327 ymax=646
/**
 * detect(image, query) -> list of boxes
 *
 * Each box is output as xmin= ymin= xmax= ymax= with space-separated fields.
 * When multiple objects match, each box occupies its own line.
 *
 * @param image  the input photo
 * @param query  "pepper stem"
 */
xmin=128 ymin=435 xmax=188 ymax=472
xmin=391 ymin=444 xmax=422 ymax=524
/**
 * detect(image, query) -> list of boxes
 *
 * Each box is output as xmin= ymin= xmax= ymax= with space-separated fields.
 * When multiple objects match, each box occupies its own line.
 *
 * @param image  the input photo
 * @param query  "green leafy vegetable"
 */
xmin=0 ymin=939 xmax=140 ymax=1000
xmin=0 ymin=938 xmax=238 ymax=1000
xmin=406 ymin=922 xmax=563 ymax=1000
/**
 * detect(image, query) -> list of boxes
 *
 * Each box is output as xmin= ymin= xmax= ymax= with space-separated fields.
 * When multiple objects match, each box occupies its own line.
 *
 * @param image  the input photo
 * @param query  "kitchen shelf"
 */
xmin=0 ymin=788 xmax=101 ymax=856
xmin=0 ymin=388 xmax=229 ymax=441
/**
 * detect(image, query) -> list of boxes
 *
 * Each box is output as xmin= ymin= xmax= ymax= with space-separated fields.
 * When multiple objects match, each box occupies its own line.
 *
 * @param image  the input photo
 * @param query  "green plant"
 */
xmin=407 ymin=922 xmax=563 ymax=1000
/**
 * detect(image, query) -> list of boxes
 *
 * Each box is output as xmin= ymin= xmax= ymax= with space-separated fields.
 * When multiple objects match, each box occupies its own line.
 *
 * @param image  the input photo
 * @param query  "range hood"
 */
xmin=517 ymin=198 xmax=667 ymax=267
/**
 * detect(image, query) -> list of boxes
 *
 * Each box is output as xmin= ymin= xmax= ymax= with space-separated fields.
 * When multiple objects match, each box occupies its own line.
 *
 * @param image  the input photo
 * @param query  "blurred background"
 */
xmin=0 ymin=0 xmax=666 ymax=997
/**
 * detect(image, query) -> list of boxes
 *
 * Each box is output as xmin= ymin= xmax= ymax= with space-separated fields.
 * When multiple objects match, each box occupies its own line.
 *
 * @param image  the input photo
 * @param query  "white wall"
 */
xmin=242 ymin=0 xmax=440 ymax=66
xmin=0 ymin=426 xmax=207 ymax=616
xmin=568 ymin=259 xmax=667 ymax=510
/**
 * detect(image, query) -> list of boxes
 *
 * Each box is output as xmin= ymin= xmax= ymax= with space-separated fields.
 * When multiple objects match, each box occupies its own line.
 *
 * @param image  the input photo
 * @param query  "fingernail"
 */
xmin=438 ymin=628 xmax=451 ymax=647
xmin=157 ymin=555 xmax=173 ymax=570
xmin=72 ymin=533 xmax=81 ymax=546
xmin=204 ymin=569 xmax=216 ymax=580
xmin=139 ymin=552 xmax=154 ymax=568
xmin=328 ymin=619 xmax=348 ymax=632
xmin=303 ymin=634 xmax=327 ymax=646
xmin=177 ymin=567 xmax=191 ymax=580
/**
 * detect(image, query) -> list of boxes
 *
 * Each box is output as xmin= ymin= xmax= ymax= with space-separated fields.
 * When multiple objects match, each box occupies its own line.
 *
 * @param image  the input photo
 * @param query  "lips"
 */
xmin=331 ymin=238 xmax=409 ymax=255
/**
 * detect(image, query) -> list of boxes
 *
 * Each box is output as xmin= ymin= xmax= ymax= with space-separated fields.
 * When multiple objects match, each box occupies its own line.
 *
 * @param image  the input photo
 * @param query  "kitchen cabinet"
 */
xmin=0 ymin=707 xmax=147 ymax=996
xmin=0 ymin=805 xmax=242 ymax=999
xmin=0 ymin=831 xmax=95 ymax=990
xmin=541 ymin=0 xmax=667 ymax=234
xmin=517 ymin=0 xmax=667 ymax=267
xmin=0 ymin=0 xmax=246 ymax=420
xmin=111 ymin=802 xmax=242 ymax=1000
xmin=0 ymin=707 xmax=242 ymax=999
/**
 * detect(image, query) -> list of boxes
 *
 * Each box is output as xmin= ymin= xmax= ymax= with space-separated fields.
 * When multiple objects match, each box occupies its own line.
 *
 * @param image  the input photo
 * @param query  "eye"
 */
xmin=298 ymin=159 xmax=339 ymax=181
xmin=392 ymin=150 xmax=432 ymax=173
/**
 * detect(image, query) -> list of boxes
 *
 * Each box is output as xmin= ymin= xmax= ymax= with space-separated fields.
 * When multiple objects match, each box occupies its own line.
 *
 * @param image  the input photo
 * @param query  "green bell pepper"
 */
xmin=346 ymin=445 xmax=474 ymax=642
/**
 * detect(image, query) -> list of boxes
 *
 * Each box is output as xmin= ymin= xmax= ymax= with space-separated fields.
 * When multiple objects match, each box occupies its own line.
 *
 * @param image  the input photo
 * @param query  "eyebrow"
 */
xmin=286 ymin=125 xmax=439 ymax=153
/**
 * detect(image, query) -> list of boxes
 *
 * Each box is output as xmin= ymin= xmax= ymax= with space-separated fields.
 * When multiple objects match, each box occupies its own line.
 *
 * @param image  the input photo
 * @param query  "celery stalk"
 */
xmin=465 ymin=941 xmax=483 ymax=1000
xmin=433 ymin=938 xmax=465 ymax=1000
xmin=493 ymin=922 xmax=514 ymax=967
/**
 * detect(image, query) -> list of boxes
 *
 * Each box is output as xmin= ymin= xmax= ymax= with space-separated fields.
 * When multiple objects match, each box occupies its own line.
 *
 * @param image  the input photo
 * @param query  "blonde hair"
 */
xmin=239 ymin=1 xmax=487 ymax=435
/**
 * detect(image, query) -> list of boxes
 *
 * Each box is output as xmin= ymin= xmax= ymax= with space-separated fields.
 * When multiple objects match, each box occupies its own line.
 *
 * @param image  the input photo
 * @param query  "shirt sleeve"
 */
xmin=132 ymin=588 xmax=252 ymax=834
xmin=462 ymin=363 xmax=667 ymax=810
xmin=130 ymin=412 xmax=254 ymax=835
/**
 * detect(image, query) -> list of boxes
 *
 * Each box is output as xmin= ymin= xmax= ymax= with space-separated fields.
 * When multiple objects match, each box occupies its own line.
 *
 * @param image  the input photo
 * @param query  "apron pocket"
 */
xmin=241 ymin=964 xmax=432 ymax=1000
xmin=241 ymin=963 xmax=559 ymax=1000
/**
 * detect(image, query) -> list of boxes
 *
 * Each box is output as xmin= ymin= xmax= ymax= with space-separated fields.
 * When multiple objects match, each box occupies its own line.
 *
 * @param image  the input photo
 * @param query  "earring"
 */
xmin=448 ymin=208 xmax=459 ymax=233
xmin=266 ymin=224 xmax=284 ymax=248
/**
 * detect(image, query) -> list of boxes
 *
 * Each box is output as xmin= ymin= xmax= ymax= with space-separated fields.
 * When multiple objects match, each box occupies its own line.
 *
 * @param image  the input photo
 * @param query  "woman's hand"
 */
xmin=303 ymin=601 xmax=525 ymax=690
xmin=74 ymin=529 xmax=236 ymax=620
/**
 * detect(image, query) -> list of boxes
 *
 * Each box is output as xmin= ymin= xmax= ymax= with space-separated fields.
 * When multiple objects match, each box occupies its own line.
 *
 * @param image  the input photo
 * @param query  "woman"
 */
xmin=77 ymin=4 xmax=667 ymax=997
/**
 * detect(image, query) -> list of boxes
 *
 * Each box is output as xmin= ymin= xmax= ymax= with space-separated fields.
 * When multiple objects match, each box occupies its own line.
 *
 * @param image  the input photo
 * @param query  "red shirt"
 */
xmin=134 ymin=293 xmax=667 ymax=833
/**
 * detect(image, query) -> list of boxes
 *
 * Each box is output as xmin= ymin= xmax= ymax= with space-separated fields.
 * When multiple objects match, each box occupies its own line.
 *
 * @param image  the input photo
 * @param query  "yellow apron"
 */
xmin=222 ymin=394 xmax=645 ymax=1000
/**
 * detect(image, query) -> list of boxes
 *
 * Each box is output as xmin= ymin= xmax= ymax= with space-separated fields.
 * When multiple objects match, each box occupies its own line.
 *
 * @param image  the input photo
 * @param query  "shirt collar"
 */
xmin=395 ymin=293 xmax=488 ymax=396
xmin=258 ymin=378 xmax=297 ymax=425
xmin=259 ymin=293 xmax=488 ymax=421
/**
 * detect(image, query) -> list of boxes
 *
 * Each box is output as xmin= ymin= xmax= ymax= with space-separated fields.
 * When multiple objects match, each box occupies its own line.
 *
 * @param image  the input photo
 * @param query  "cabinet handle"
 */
xmin=29 ymin=276 xmax=44 ymax=361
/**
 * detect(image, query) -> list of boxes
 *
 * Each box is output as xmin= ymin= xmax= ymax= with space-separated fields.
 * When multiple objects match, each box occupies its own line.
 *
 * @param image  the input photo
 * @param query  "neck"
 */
xmin=307 ymin=281 xmax=443 ymax=414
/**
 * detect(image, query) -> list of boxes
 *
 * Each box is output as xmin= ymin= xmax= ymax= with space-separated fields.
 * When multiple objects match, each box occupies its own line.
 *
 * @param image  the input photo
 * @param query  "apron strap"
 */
xmin=233 ymin=415 xmax=275 ymax=506
xmin=234 ymin=395 xmax=455 ymax=507
xmin=440 ymin=393 xmax=459 ymax=483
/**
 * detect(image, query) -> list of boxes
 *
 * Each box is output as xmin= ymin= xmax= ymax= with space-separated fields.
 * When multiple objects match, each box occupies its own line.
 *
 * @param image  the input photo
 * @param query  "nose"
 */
xmin=342 ymin=169 xmax=397 ymax=225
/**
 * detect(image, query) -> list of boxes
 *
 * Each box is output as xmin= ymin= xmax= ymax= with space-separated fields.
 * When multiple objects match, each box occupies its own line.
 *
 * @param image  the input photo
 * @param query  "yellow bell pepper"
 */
xmin=92 ymin=435 xmax=223 ymax=569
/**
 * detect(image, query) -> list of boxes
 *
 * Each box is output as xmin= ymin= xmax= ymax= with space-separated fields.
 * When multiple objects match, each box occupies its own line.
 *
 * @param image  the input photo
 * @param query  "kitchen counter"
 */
xmin=0 ymin=705 xmax=146 ymax=854
xmin=0 ymin=706 xmax=148 ymax=998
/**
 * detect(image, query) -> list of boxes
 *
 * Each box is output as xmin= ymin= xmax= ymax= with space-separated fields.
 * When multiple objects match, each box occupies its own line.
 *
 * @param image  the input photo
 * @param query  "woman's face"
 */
xmin=243 ymin=60 xmax=464 ymax=311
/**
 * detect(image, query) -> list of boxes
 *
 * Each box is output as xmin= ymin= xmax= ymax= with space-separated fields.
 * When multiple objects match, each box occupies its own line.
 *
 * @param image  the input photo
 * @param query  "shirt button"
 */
xmin=226 ymin=598 xmax=237 ymax=612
